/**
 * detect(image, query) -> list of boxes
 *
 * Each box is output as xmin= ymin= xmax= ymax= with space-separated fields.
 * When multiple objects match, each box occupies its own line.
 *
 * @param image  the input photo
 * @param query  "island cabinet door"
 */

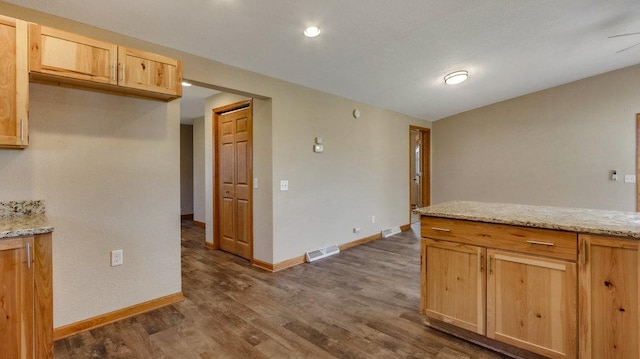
xmin=579 ymin=234 xmax=639 ymax=359
xmin=421 ymin=239 xmax=486 ymax=335
xmin=487 ymin=250 xmax=577 ymax=359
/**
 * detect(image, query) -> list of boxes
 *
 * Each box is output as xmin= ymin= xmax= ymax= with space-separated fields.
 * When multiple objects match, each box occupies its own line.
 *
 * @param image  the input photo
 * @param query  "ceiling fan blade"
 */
xmin=616 ymin=41 xmax=640 ymax=53
xmin=609 ymin=31 xmax=640 ymax=38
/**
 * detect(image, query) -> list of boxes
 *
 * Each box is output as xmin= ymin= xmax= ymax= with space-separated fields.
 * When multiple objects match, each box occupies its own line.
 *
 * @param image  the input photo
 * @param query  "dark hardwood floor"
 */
xmin=54 ymin=221 xmax=505 ymax=358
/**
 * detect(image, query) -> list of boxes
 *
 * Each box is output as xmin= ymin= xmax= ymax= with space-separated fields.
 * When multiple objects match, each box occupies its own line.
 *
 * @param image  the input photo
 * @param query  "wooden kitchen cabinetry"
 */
xmin=421 ymin=217 xmax=578 ymax=359
xmin=579 ymin=234 xmax=639 ymax=359
xmin=0 ymin=15 xmax=29 ymax=149
xmin=0 ymin=233 xmax=53 ymax=358
xmin=29 ymin=24 xmax=181 ymax=101
xmin=487 ymin=250 xmax=577 ymax=358
xmin=421 ymin=239 xmax=485 ymax=335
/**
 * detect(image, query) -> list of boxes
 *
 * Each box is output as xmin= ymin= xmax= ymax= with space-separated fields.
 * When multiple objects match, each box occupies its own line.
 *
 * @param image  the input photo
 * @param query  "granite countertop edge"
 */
xmin=0 ymin=226 xmax=55 ymax=239
xmin=0 ymin=200 xmax=54 ymax=239
xmin=415 ymin=201 xmax=640 ymax=239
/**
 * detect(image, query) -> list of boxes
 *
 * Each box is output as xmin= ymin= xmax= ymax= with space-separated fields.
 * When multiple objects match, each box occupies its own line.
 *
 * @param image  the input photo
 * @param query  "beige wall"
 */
xmin=0 ymin=1 xmax=429 ymax=327
xmin=433 ymin=64 xmax=640 ymax=211
xmin=0 ymin=84 xmax=181 ymax=327
xmin=192 ymin=116 xmax=205 ymax=222
xmin=180 ymin=125 xmax=194 ymax=215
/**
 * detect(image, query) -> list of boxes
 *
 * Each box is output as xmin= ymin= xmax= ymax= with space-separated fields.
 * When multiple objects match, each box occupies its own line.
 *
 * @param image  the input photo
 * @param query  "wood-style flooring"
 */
xmin=54 ymin=221 xmax=505 ymax=358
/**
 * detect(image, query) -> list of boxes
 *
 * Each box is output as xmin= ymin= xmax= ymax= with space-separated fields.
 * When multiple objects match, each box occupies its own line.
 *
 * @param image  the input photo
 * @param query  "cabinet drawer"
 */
xmin=422 ymin=217 xmax=577 ymax=261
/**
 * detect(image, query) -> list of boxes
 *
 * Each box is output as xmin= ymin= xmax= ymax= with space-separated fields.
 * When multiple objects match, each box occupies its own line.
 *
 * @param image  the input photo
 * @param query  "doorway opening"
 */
xmin=410 ymin=126 xmax=431 ymax=224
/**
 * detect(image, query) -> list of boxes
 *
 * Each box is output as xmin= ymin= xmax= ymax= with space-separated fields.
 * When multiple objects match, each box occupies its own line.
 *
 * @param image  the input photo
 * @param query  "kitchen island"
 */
xmin=0 ymin=200 xmax=54 ymax=358
xmin=416 ymin=201 xmax=639 ymax=359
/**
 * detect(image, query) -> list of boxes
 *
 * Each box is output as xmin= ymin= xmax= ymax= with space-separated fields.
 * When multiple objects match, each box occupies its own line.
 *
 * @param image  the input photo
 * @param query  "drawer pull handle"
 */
xmin=431 ymin=227 xmax=451 ymax=232
xmin=26 ymin=242 xmax=31 ymax=269
xmin=526 ymin=240 xmax=555 ymax=247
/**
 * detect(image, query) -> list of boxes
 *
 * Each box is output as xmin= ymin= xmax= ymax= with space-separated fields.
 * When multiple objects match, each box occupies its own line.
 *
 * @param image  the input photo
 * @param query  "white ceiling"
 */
xmin=180 ymin=84 xmax=219 ymax=124
xmin=10 ymin=0 xmax=640 ymax=121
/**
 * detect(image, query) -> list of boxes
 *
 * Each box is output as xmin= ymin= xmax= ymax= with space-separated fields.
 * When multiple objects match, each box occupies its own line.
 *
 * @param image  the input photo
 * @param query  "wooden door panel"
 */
xmin=488 ymin=250 xmax=577 ymax=359
xmin=236 ymin=141 xmax=249 ymax=185
xmin=220 ymin=197 xmax=235 ymax=252
xmin=236 ymin=199 xmax=251 ymax=258
xmin=220 ymin=143 xmax=234 ymax=184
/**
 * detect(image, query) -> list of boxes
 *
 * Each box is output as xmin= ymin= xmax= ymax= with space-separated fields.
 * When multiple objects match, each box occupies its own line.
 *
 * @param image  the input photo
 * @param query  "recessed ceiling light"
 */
xmin=444 ymin=70 xmax=468 ymax=85
xmin=181 ymin=81 xmax=192 ymax=87
xmin=304 ymin=26 xmax=321 ymax=38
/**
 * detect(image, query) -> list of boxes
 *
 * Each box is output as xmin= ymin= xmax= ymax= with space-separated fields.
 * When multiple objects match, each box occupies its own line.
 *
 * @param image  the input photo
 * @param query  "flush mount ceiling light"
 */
xmin=444 ymin=70 xmax=468 ymax=85
xmin=304 ymin=26 xmax=321 ymax=38
xmin=181 ymin=81 xmax=192 ymax=87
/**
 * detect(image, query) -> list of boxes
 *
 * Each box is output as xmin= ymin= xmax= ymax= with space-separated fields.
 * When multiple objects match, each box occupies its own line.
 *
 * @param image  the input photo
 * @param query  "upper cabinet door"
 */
xmin=0 ymin=15 xmax=28 ymax=149
xmin=118 ymin=47 xmax=182 ymax=97
xmin=29 ymin=24 xmax=117 ymax=85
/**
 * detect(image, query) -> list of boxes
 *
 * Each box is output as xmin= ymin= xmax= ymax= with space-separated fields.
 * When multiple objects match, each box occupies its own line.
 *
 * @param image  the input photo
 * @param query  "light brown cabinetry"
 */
xmin=0 ymin=236 xmax=34 ymax=358
xmin=579 ymin=234 xmax=639 ymax=359
xmin=421 ymin=217 xmax=578 ymax=358
xmin=29 ymin=24 xmax=181 ymax=101
xmin=421 ymin=239 xmax=485 ymax=334
xmin=0 ymin=233 xmax=53 ymax=358
xmin=487 ymin=250 xmax=577 ymax=358
xmin=0 ymin=15 xmax=29 ymax=149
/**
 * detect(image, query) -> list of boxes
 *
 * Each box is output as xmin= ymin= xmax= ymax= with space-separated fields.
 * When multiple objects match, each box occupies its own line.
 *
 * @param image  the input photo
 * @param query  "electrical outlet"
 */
xmin=111 ymin=249 xmax=123 ymax=267
xmin=372 ymin=215 xmax=376 ymax=223
xmin=353 ymin=227 xmax=361 ymax=233
xmin=280 ymin=180 xmax=289 ymax=191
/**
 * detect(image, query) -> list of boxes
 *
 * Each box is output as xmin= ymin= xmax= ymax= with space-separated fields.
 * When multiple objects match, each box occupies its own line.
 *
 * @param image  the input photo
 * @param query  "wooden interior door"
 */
xmin=487 ymin=250 xmax=577 ymax=359
xmin=0 ymin=236 xmax=34 ymax=359
xmin=422 ymin=239 xmax=485 ymax=334
xmin=409 ymin=126 xmax=430 ymax=223
xmin=215 ymin=101 xmax=252 ymax=260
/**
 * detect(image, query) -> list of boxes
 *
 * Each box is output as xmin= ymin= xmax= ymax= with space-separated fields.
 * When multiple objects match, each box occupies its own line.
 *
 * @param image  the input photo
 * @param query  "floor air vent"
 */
xmin=381 ymin=226 xmax=402 ymax=238
xmin=306 ymin=244 xmax=340 ymax=262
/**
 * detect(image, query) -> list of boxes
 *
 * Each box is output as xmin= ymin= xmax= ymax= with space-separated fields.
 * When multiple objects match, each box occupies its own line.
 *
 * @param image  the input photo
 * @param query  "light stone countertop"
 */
xmin=0 ymin=200 xmax=53 ymax=239
xmin=415 ymin=201 xmax=640 ymax=239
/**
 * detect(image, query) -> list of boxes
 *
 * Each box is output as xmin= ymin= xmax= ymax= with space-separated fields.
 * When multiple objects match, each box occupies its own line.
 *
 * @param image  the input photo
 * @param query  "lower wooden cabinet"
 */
xmin=0 ymin=236 xmax=34 ymax=358
xmin=0 ymin=233 xmax=53 ymax=358
xmin=487 ymin=250 xmax=577 ymax=359
xmin=422 ymin=239 xmax=485 ymax=335
xmin=579 ymin=234 xmax=639 ymax=359
xmin=421 ymin=217 xmax=578 ymax=358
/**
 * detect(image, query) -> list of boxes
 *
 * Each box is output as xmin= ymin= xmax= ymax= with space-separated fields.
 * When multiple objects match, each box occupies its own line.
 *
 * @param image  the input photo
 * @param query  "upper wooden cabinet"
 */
xmin=28 ymin=24 xmax=182 ymax=101
xmin=28 ymin=25 xmax=117 ymax=85
xmin=118 ymin=46 xmax=182 ymax=97
xmin=0 ymin=15 xmax=29 ymax=149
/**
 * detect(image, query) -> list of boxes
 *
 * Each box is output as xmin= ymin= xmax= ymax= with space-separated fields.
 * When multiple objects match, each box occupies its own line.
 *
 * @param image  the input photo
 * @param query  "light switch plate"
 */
xmin=253 ymin=178 xmax=258 ymax=189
